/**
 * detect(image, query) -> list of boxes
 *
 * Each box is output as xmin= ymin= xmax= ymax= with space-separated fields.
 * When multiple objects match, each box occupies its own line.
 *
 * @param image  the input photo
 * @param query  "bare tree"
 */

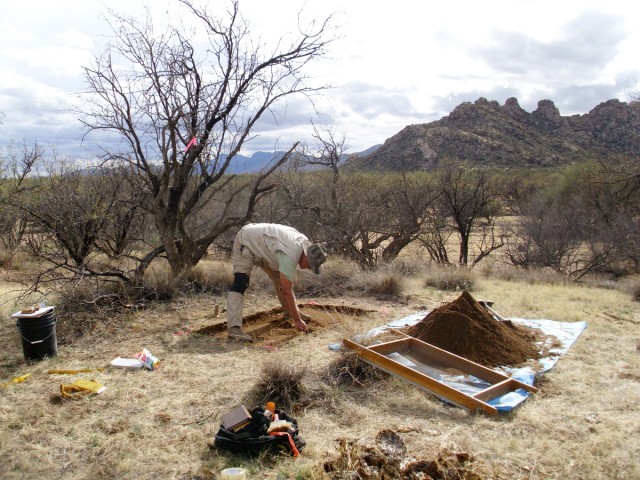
xmin=418 ymin=209 xmax=453 ymax=265
xmin=567 ymin=160 xmax=640 ymax=276
xmin=93 ymin=167 xmax=149 ymax=260
xmin=16 ymin=160 xmax=133 ymax=291
xmin=378 ymin=172 xmax=440 ymax=263
xmin=505 ymin=161 xmax=640 ymax=279
xmin=436 ymin=163 xmax=504 ymax=266
xmin=293 ymin=128 xmax=442 ymax=268
xmin=0 ymin=141 xmax=42 ymax=267
xmin=79 ymin=0 xmax=333 ymax=285
xmin=294 ymin=124 xmax=349 ymax=236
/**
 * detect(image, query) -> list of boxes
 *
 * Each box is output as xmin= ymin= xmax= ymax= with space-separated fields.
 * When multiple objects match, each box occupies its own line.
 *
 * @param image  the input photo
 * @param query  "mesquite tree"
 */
xmin=436 ymin=162 xmax=504 ymax=266
xmin=80 ymin=0 xmax=333 ymax=284
xmin=295 ymin=129 xmax=440 ymax=268
xmin=0 ymin=141 xmax=41 ymax=268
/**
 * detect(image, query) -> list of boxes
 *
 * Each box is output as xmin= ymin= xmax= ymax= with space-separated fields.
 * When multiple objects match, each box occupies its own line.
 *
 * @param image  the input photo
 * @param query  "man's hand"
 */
xmin=294 ymin=318 xmax=308 ymax=333
xmin=279 ymin=272 xmax=309 ymax=333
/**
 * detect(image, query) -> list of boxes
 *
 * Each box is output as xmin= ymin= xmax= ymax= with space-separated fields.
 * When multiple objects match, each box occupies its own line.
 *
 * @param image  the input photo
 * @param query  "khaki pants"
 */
xmin=228 ymin=235 xmax=287 ymax=329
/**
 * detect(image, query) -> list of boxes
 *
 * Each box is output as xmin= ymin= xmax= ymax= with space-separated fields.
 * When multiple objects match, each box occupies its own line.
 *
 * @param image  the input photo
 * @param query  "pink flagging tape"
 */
xmin=184 ymin=137 xmax=197 ymax=152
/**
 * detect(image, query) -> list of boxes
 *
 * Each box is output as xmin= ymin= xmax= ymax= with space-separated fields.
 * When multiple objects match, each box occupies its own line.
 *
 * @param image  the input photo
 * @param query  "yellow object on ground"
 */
xmin=1 ymin=373 xmax=31 ymax=388
xmin=60 ymin=379 xmax=106 ymax=399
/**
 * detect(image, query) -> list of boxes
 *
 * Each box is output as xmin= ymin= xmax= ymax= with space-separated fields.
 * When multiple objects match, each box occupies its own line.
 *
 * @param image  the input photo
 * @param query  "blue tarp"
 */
xmin=357 ymin=313 xmax=588 ymax=412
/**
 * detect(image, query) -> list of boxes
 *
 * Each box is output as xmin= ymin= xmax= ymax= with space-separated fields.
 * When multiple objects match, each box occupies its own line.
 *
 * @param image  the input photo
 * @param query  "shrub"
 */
xmin=139 ymin=263 xmax=178 ymax=301
xmin=424 ymin=267 xmax=475 ymax=291
xmin=294 ymin=259 xmax=360 ymax=297
xmin=249 ymin=360 xmax=308 ymax=411
xmin=364 ymin=272 xmax=404 ymax=297
xmin=322 ymin=350 xmax=389 ymax=387
xmin=477 ymin=262 xmax=568 ymax=286
xmin=180 ymin=262 xmax=232 ymax=294
xmin=622 ymin=276 xmax=640 ymax=302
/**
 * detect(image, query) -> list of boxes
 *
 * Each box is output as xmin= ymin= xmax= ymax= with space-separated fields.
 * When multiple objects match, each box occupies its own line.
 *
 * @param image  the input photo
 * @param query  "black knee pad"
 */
xmin=230 ymin=273 xmax=250 ymax=294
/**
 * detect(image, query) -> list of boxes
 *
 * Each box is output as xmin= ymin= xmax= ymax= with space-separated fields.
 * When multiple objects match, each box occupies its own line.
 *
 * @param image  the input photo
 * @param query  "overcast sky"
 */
xmin=0 ymin=0 xmax=638 ymax=160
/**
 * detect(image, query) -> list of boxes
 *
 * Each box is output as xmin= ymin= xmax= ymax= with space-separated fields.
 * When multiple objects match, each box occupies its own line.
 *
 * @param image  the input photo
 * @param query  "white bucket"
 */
xmin=220 ymin=467 xmax=247 ymax=480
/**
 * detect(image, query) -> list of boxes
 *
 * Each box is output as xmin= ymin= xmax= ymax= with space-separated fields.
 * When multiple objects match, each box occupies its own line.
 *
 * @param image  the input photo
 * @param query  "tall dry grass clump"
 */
xmin=295 ymin=259 xmax=413 ymax=299
xmin=179 ymin=261 xmax=232 ymax=294
xmin=423 ymin=265 xmax=475 ymax=292
xmin=0 ymin=248 xmax=36 ymax=272
xmin=0 ymin=247 xmax=13 ymax=270
xmin=621 ymin=275 xmax=640 ymax=302
xmin=215 ymin=256 xmax=416 ymax=301
xmin=476 ymin=261 xmax=569 ymax=285
xmin=293 ymin=259 xmax=361 ymax=297
xmin=322 ymin=350 xmax=389 ymax=388
xmin=249 ymin=360 xmax=309 ymax=412
xmin=362 ymin=271 xmax=404 ymax=297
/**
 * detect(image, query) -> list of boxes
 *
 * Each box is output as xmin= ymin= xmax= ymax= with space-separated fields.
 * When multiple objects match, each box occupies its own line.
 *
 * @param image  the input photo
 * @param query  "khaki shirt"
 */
xmin=238 ymin=224 xmax=308 ymax=281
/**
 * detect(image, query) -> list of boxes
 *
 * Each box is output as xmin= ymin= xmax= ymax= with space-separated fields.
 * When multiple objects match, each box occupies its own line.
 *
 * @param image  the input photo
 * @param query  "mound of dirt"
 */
xmin=404 ymin=291 xmax=541 ymax=367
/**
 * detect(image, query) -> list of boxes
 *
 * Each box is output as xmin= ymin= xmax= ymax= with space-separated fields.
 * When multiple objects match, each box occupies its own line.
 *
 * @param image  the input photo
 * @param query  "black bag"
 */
xmin=213 ymin=406 xmax=306 ymax=457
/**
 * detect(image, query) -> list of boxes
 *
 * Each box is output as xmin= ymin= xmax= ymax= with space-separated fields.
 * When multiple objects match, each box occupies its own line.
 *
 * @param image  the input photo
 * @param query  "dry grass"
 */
xmin=248 ymin=360 xmax=309 ymax=411
xmin=423 ymin=265 xmax=476 ymax=292
xmin=1 ymin=260 xmax=639 ymax=479
xmin=322 ymin=350 xmax=390 ymax=388
xmin=620 ymin=275 xmax=640 ymax=303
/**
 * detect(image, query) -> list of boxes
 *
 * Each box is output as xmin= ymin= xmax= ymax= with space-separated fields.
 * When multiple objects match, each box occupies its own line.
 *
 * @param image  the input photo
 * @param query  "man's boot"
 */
xmin=227 ymin=292 xmax=253 ymax=342
xmin=228 ymin=326 xmax=253 ymax=342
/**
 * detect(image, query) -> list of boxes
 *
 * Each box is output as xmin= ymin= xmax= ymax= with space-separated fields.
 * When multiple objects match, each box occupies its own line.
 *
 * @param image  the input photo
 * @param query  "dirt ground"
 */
xmin=1 ymin=274 xmax=640 ymax=479
xmin=192 ymin=303 xmax=372 ymax=347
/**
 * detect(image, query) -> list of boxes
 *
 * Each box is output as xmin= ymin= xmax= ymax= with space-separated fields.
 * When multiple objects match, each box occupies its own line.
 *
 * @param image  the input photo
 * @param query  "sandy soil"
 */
xmin=193 ymin=303 xmax=372 ymax=346
xmin=1 ymin=277 xmax=639 ymax=479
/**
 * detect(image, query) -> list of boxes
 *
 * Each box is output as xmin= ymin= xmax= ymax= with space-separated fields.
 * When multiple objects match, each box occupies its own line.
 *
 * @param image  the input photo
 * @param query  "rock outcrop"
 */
xmin=345 ymin=97 xmax=640 ymax=171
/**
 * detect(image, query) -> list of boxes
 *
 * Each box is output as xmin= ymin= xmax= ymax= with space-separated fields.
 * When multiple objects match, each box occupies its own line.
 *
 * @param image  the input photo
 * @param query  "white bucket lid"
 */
xmin=220 ymin=468 xmax=247 ymax=480
xmin=11 ymin=306 xmax=55 ymax=319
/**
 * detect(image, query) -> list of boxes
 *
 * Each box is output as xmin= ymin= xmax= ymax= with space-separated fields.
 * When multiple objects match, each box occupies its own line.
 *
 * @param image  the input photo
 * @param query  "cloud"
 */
xmin=0 ymin=69 xmax=86 ymax=151
xmin=426 ymin=9 xmax=633 ymax=118
xmin=474 ymin=11 xmax=627 ymax=84
xmin=2 ymin=0 xmax=638 ymax=160
xmin=335 ymin=81 xmax=420 ymax=119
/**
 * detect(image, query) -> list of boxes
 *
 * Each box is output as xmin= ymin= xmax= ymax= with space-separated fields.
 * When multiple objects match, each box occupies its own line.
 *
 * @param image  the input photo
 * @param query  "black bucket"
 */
xmin=15 ymin=308 xmax=57 ymax=361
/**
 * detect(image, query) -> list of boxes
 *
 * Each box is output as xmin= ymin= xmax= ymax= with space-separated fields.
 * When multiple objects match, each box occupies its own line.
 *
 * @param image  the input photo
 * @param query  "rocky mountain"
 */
xmin=344 ymin=97 xmax=640 ymax=171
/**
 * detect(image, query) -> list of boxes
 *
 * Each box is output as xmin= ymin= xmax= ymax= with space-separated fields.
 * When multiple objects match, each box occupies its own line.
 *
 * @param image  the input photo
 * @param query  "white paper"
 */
xmin=109 ymin=357 xmax=144 ymax=369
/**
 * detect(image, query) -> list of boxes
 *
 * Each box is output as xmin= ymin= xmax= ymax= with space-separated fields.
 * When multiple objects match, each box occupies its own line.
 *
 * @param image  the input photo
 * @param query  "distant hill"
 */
xmin=344 ymin=97 xmax=640 ymax=171
xmin=226 ymin=146 xmax=380 ymax=173
xmin=225 ymin=151 xmax=286 ymax=174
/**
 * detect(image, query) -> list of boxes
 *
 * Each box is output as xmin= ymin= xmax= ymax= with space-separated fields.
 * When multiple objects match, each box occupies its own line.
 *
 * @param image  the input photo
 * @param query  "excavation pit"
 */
xmin=194 ymin=303 xmax=372 ymax=345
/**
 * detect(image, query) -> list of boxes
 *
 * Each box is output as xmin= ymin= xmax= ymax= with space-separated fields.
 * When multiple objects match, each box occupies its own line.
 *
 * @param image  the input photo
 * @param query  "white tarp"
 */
xmin=360 ymin=313 xmax=588 ymax=412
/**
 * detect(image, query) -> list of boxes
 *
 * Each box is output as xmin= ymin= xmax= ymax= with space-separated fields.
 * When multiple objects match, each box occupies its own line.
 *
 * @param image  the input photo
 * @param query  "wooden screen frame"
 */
xmin=343 ymin=335 xmax=537 ymax=415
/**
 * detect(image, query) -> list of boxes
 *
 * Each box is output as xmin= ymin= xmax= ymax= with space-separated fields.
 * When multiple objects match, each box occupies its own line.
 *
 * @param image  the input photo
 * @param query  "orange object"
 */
xmin=269 ymin=431 xmax=299 ymax=457
xmin=265 ymin=401 xmax=276 ymax=420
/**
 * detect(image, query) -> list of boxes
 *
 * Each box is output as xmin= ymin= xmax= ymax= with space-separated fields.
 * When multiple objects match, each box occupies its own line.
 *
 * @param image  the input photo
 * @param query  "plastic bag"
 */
xmin=134 ymin=348 xmax=160 ymax=370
